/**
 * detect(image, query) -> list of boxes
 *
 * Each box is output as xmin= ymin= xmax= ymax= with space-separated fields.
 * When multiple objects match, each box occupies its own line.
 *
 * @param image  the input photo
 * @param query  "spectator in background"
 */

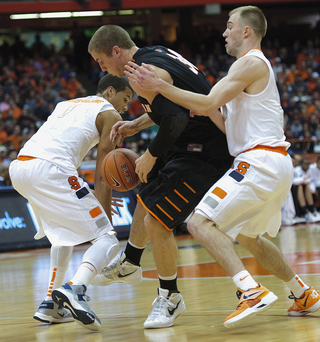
xmin=308 ymin=156 xmax=320 ymax=208
xmin=292 ymin=158 xmax=320 ymax=222
xmin=7 ymin=124 xmax=22 ymax=151
xmin=0 ymin=163 xmax=10 ymax=186
xmin=66 ymin=72 xmax=82 ymax=99
xmin=0 ymin=93 xmax=11 ymax=112
xmin=0 ymin=145 xmax=7 ymax=163
xmin=272 ymin=56 xmax=283 ymax=80
xmin=291 ymin=114 xmax=303 ymax=137
xmin=0 ymin=121 xmax=8 ymax=144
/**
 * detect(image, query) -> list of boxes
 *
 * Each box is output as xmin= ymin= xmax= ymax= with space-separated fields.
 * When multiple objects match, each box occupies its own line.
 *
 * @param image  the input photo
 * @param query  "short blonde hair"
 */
xmin=88 ymin=25 xmax=135 ymax=56
xmin=230 ymin=6 xmax=267 ymax=39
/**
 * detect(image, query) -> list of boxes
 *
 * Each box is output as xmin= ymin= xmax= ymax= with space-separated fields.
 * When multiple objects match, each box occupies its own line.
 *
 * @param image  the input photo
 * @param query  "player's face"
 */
xmin=223 ymin=13 xmax=244 ymax=57
xmin=90 ymin=50 xmax=125 ymax=77
xmin=109 ymin=87 xmax=133 ymax=114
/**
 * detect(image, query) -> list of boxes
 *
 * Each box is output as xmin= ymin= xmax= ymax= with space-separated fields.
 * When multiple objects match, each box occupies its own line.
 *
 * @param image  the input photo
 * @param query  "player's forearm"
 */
xmin=94 ymin=179 xmax=112 ymax=221
xmin=132 ymin=113 xmax=155 ymax=131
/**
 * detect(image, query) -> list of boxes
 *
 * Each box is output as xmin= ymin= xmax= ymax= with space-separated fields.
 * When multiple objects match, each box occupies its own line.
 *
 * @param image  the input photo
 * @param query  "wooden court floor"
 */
xmin=1 ymin=223 xmax=320 ymax=342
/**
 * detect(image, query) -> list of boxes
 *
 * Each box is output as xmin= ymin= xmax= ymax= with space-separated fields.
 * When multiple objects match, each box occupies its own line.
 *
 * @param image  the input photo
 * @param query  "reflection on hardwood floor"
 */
xmin=1 ymin=223 xmax=320 ymax=342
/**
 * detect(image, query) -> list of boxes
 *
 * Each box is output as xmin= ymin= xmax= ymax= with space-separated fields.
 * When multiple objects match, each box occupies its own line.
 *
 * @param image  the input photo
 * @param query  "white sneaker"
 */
xmin=292 ymin=216 xmax=307 ymax=224
xmin=91 ymin=251 xmax=143 ymax=286
xmin=305 ymin=211 xmax=320 ymax=223
xmin=144 ymin=288 xmax=186 ymax=329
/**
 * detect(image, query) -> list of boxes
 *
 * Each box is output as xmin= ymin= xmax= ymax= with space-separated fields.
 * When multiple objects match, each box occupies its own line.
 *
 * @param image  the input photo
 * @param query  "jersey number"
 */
xmin=166 ymin=49 xmax=199 ymax=75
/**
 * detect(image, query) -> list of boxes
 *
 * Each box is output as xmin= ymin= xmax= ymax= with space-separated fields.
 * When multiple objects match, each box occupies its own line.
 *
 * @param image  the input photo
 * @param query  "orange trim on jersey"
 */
xmin=241 ymin=48 xmax=262 ymax=58
xmin=89 ymin=206 xmax=102 ymax=218
xmin=156 ymin=204 xmax=174 ymax=221
xmin=137 ymin=194 xmax=173 ymax=231
xmin=174 ymin=190 xmax=189 ymax=203
xmin=240 ymin=145 xmax=287 ymax=156
xmin=183 ymin=182 xmax=196 ymax=193
xmin=17 ymin=155 xmax=37 ymax=161
xmin=165 ymin=196 xmax=181 ymax=212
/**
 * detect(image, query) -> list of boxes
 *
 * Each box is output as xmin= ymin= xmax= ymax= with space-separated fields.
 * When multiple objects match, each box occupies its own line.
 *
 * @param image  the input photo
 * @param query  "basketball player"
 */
xmin=124 ymin=6 xmax=320 ymax=328
xmin=9 ymin=74 xmax=133 ymax=331
xmin=88 ymin=25 xmax=234 ymax=328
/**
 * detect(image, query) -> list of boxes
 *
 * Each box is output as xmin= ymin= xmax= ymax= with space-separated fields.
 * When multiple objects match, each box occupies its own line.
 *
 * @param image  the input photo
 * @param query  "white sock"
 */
xmin=128 ymin=239 xmax=146 ymax=249
xmin=159 ymin=273 xmax=177 ymax=281
xmin=70 ymin=262 xmax=97 ymax=286
xmin=286 ymin=275 xmax=309 ymax=298
xmin=45 ymin=246 xmax=73 ymax=300
xmin=233 ymin=270 xmax=259 ymax=291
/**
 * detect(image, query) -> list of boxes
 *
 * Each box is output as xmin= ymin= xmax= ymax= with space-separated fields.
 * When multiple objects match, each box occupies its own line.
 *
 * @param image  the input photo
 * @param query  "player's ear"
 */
xmin=113 ymin=46 xmax=121 ymax=56
xmin=244 ymin=26 xmax=251 ymax=38
xmin=106 ymin=86 xmax=115 ymax=100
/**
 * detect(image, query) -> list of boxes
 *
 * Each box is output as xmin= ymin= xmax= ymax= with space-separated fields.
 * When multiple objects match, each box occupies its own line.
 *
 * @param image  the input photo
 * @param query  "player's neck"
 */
xmin=237 ymin=42 xmax=261 ymax=59
xmin=128 ymin=46 xmax=139 ymax=61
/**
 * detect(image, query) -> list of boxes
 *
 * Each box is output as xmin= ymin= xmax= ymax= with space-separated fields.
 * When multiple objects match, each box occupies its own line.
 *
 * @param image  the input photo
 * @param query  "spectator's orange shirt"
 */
xmin=306 ymin=104 xmax=316 ymax=117
xmin=308 ymin=80 xmax=317 ymax=93
xmin=0 ymin=130 xmax=8 ymax=144
xmin=285 ymin=70 xmax=299 ymax=85
xmin=7 ymin=134 xmax=22 ymax=151
xmin=128 ymin=99 xmax=144 ymax=117
xmin=297 ymin=70 xmax=308 ymax=81
xmin=66 ymin=80 xmax=82 ymax=98
xmin=2 ymin=106 xmax=22 ymax=120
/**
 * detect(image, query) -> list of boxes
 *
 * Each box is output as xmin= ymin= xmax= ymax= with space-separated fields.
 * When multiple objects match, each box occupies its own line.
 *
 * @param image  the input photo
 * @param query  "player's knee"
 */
xmin=187 ymin=215 xmax=200 ymax=237
xmin=187 ymin=213 xmax=210 ymax=238
xmin=144 ymin=213 xmax=169 ymax=241
xmin=90 ymin=233 xmax=119 ymax=264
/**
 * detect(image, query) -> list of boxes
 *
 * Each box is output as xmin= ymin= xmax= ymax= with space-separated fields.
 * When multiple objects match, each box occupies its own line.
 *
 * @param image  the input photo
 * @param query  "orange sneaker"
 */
xmin=223 ymin=284 xmax=278 ymax=329
xmin=288 ymin=287 xmax=320 ymax=317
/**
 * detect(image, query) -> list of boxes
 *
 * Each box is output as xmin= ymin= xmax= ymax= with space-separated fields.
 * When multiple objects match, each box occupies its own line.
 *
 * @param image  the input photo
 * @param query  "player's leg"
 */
xmin=187 ymin=214 xmax=278 ymax=329
xmin=33 ymin=245 xmax=74 ymax=324
xmin=91 ymin=201 xmax=147 ymax=286
xmin=143 ymin=213 xmax=186 ymax=329
xmin=52 ymin=233 xmax=119 ymax=331
xmin=237 ymin=233 xmax=320 ymax=317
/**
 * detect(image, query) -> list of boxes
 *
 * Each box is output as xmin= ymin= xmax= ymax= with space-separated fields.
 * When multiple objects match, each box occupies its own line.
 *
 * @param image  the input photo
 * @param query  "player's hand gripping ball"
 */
xmin=101 ymin=148 xmax=140 ymax=191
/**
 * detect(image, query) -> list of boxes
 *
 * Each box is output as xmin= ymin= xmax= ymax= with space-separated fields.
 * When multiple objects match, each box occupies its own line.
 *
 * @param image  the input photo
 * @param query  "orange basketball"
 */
xmin=101 ymin=148 xmax=140 ymax=191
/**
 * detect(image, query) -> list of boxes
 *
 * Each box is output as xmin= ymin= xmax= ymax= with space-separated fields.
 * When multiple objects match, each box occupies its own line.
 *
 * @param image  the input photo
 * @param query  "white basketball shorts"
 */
xmin=194 ymin=149 xmax=294 ymax=240
xmin=9 ymin=158 xmax=114 ymax=247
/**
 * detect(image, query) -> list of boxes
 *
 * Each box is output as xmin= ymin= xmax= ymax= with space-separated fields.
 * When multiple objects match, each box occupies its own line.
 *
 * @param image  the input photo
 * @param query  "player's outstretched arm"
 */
xmin=125 ymin=58 xmax=261 ymax=114
xmin=95 ymin=109 xmax=122 ymax=220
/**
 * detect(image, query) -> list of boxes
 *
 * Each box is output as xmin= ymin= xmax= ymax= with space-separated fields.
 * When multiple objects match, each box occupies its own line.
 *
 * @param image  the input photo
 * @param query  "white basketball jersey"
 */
xmin=221 ymin=49 xmax=290 ymax=157
xmin=19 ymin=96 xmax=115 ymax=172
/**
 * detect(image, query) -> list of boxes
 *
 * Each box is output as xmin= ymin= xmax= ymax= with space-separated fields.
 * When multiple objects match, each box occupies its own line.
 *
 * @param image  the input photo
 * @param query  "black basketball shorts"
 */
xmin=137 ymin=154 xmax=229 ymax=231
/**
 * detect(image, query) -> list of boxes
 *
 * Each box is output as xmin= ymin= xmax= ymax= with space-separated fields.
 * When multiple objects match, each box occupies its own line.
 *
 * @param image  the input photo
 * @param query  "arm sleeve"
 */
xmin=148 ymin=94 xmax=189 ymax=157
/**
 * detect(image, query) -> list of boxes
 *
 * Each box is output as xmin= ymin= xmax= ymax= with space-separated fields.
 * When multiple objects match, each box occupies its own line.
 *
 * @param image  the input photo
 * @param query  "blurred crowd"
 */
xmin=0 ymin=24 xmax=320 ymax=188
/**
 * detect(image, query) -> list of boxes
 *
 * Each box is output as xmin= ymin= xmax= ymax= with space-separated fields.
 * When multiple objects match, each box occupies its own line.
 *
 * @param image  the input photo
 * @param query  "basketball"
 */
xmin=101 ymin=148 xmax=140 ymax=191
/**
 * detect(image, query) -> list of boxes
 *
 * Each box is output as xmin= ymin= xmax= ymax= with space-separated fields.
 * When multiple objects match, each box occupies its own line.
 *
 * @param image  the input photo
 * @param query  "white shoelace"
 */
xmin=148 ymin=295 xmax=176 ymax=319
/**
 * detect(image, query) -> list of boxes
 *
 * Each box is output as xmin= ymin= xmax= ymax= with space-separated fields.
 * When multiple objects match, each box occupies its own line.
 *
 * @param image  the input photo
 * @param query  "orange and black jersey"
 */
xmin=132 ymin=46 xmax=233 ymax=168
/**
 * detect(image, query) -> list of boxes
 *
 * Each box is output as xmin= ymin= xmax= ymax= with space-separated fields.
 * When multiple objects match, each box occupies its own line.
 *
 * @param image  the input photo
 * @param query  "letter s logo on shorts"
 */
xmin=236 ymin=161 xmax=250 ymax=176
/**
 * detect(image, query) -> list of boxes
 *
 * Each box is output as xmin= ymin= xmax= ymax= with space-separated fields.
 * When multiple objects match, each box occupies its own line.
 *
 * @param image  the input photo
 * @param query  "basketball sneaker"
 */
xmin=223 ymin=284 xmax=278 ymax=329
xmin=33 ymin=299 xmax=74 ymax=324
xmin=91 ymin=251 xmax=142 ymax=286
xmin=287 ymin=287 xmax=320 ymax=316
xmin=144 ymin=288 xmax=186 ymax=329
xmin=52 ymin=283 xmax=101 ymax=331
